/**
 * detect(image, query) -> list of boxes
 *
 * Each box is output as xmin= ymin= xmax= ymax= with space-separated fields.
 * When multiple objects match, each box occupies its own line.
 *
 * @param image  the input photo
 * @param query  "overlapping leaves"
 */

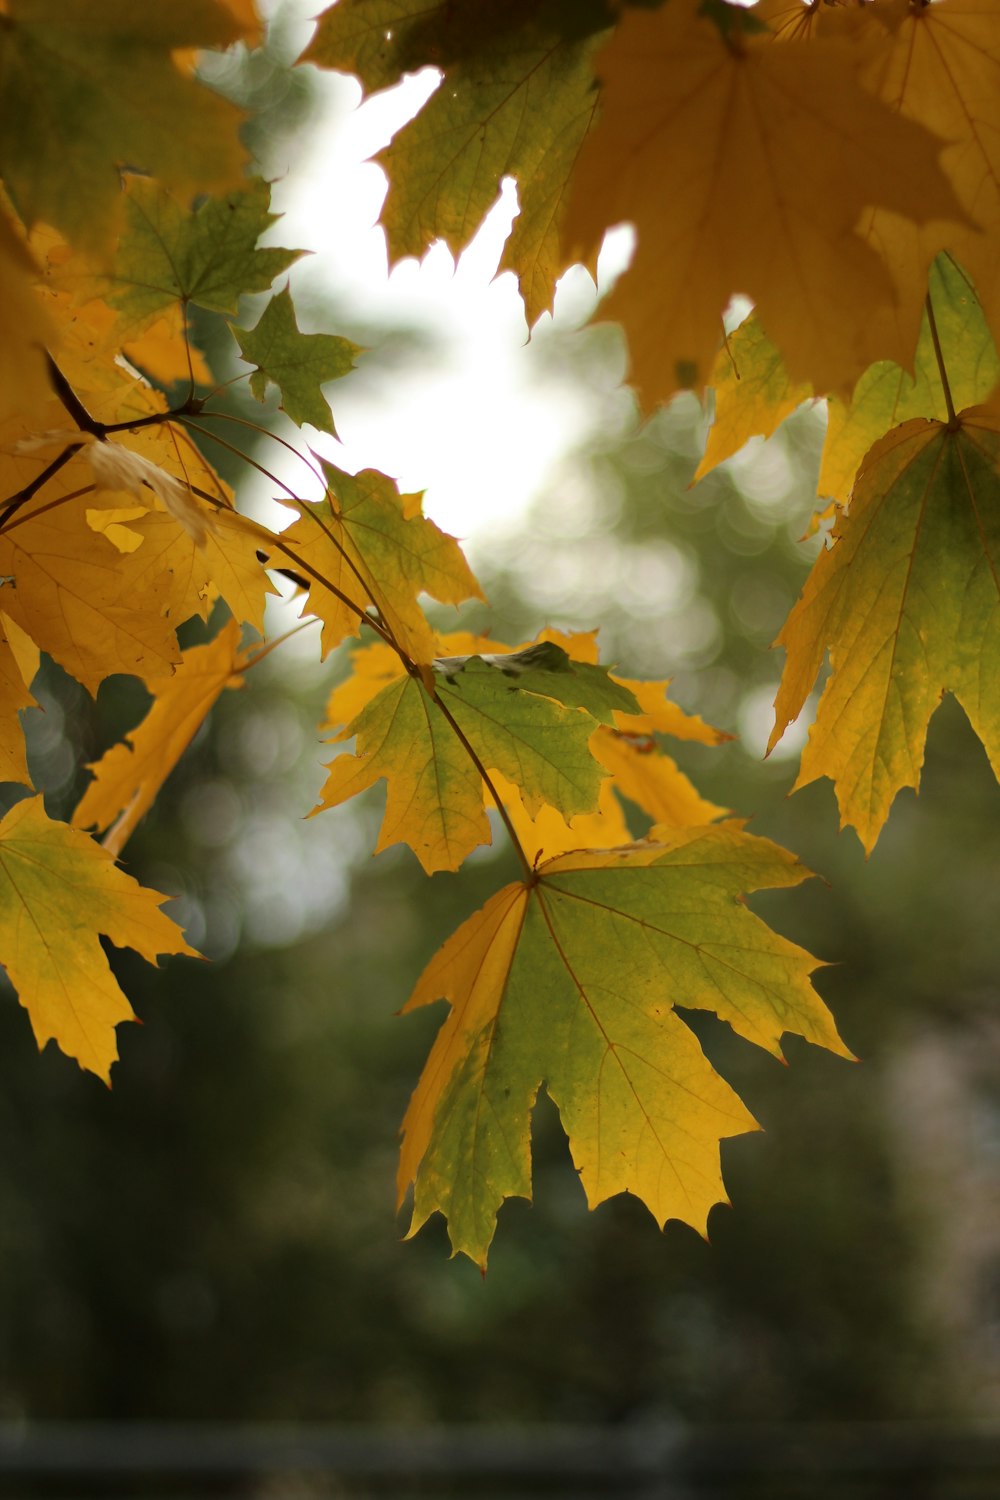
xmin=772 ymin=410 xmax=1000 ymax=852
xmin=6 ymin=0 xmax=997 ymax=1266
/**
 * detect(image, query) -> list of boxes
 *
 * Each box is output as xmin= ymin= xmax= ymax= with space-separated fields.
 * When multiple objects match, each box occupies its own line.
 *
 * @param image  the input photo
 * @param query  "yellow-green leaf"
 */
xmin=399 ymin=821 xmax=847 ymax=1266
xmin=0 ymin=796 xmax=199 ymax=1081
xmin=771 ymin=409 xmax=1000 ymax=852
xmin=695 ymin=315 xmax=813 ymax=482
xmin=280 ymin=461 xmax=482 ymax=661
xmin=317 ymin=640 xmax=636 ymax=873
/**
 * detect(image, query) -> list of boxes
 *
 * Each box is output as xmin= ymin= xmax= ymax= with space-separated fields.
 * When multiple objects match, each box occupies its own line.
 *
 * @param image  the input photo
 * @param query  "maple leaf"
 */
xmin=235 ymin=288 xmax=360 ymax=435
xmin=0 ymin=0 xmax=249 ymax=251
xmin=695 ymin=315 xmax=814 ymax=483
xmin=0 ymin=488 xmax=183 ymax=692
xmin=848 ymin=0 xmax=1000 ymax=378
xmin=398 ymin=821 xmax=847 ymax=1266
xmin=92 ymin=177 xmax=303 ymax=341
xmin=279 ymin=461 xmax=482 ymax=661
xmin=73 ymin=618 xmax=247 ymax=857
xmin=317 ymin=641 xmax=638 ymax=874
xmin=305 ymin=0 xmax=610 ymax=323
xmin=771 ymin=409 xmax=1000 ymax=853
xmin=562 ymin=0 xmax=966 ymax=406
xmin=324 ymin=631 xmax=728 ymax=866
xmin=0 ymin=796 xmax=198 ymax=1082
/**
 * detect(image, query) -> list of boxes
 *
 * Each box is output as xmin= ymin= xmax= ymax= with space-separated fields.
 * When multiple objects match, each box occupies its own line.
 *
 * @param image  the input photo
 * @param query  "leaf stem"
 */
xmin=925 ymin=290 xmax=958 ymax=428
xmin=187 ymin=408 xmax=328 ymax=491
xmin=238 ymin=617 xmax=319 ymax=672
xmin=430 ymin=688 xmax=534 ymax=880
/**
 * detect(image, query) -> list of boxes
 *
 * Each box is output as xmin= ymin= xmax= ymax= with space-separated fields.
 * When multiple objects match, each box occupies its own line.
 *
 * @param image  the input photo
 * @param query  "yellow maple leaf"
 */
xmin=73 ymin=618 xmax=247 ymax=857
xmin=398 ymin=821 xmax=847 ymax=1266
xmin=0 ymin=796 xmax=198 ymax=1081
xmin=280 ymin=462 xmax=483 ymax=661
xmin=852 ymin=0 xmax=1000 ymax=379
xmin=695 ymin=315 xmax=814 ymax=483
xmin=86 ymin=499 xmax=277 ymax=640
xmin=771 ymin=408 xmax=1000 ymax=852
xmin=0 ymin=485 xmax=182 ymax=691
xmin=563 ymin=0 xmax=965 ymax=406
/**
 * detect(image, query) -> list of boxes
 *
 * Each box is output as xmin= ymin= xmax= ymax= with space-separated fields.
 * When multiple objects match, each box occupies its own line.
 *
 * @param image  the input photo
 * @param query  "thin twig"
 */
xmin=0 ymin=443 xmax=83 ymax=530
xmin=238 ymin=617 xmax=319 ymax=672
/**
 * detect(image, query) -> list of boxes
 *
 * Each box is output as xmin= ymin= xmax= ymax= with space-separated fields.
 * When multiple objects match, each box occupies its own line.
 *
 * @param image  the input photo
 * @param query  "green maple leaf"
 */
xmin=97 ymin=177 xmax=303 ymax=336
xmin=771 ymin=409 xmax=1000 ymax=852
xmin=316 ymin=643 xmax=639 ymax=874
xmin=0 ymin=0 xmax=249 ymax=249
xmin=304 ymin=0 xmax=612 ymax=321
xmin=398 ymin=822 xmax=848 ymax=1266
xmin=235 ymin=288 xmax=360 ymax=435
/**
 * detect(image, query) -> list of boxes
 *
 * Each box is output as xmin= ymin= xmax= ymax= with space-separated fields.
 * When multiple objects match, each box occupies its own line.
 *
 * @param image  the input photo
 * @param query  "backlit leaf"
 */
xmin=306 ymin=0 xmax=610 ymax=322
xmin=563 ymin=0 xmax=965 ymax=406
xmin=0 ymin=796 xmax=198 ymax=1081
xmin=317 ymin=640 xmax=638 ymax=873
xmin=399 ymin=821 xmax=847 ymax=1266
xmin=96 ymin=177 xmax=303 ymax=338
xmin=235 ymin=287 xmax=360 ymax=435
xmin=771 ymin=409 xmax=1000 ymax=852
xmin=279 ymin=461 xmax=482 ymax=661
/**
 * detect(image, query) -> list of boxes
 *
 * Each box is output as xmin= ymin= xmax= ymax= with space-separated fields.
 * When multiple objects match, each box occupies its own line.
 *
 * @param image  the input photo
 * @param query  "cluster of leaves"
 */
xmin=0 ymin=0 xmax=996 ymax=1267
